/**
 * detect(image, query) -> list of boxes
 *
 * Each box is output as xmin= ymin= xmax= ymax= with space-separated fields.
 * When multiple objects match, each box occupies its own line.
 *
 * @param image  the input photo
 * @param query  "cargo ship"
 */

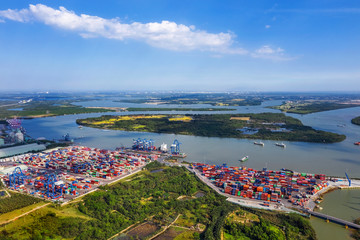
xmin=254 ymin=141 xmax=264 ymax=146
xmin=354 ymin=142 xmax=360 ymax=146
xmin=275 ymin=143 xmax=286 ymax=148
xmin=240 ymin=156 xmax=249 ymax=162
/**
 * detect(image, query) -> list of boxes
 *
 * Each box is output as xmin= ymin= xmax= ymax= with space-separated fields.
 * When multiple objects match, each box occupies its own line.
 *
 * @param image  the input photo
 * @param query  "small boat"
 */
xmin=354 ymin=142 xmax=360 ymax=146
xmin=275 ymin=143 xmax=286 ymax=148
xmin=254 ymin=141 xmax=264 ymax=146
xmin=240 ymin=156 xmax=249 ymax=162
xmin=78 ymin=126 xmax=83 ymax=129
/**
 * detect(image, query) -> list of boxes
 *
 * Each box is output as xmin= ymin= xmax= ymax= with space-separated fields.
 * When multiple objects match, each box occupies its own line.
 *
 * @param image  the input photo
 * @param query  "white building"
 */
xmin=15 ymin=130 xmax=24 ymax=143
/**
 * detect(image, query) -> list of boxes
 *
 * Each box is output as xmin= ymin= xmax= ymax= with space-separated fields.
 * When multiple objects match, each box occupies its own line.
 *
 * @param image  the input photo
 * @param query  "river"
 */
xmin=21 ymin=99 xmax=360 ymax=239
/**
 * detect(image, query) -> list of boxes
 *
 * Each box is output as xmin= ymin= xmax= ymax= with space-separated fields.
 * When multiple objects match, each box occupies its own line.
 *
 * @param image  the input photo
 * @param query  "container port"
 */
xmin=0 ymin=146 xmax=161 ymax=203
xmin=190 ymin=163 xmax=330 ymax=210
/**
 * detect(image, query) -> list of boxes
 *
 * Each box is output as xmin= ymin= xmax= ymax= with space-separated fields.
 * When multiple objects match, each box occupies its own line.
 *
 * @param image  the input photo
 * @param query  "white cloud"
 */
xmin=251 ymin=45 xmax=293 ymax=61
xmin=0 ymin=4 xmax=247 ymax=54
xmin=265 ymin=25 xmax=271 ymax=29
xmin=0 ymin=4 xmax=293 ymax=60
xmin=0 ymin=8 xmax=31 ymax=22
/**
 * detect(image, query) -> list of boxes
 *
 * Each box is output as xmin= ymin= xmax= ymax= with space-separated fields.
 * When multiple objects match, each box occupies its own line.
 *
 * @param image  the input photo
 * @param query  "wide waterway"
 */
xmin=21 ymin=99 xmax=360 ymax=239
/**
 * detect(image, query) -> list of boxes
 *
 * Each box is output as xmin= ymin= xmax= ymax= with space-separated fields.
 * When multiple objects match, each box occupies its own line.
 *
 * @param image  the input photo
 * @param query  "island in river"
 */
xmin=76 ymin=113 xmax=346 ymax=143
xmin=352 ymin=116 xmax=360 ymax=126
xmin=269 ymin=100 xmax=360 ymax=114
xmin=125 ymin=107 xmax=236 ymax=111
xmin=0 ymin=99 xmax=115 ymax=119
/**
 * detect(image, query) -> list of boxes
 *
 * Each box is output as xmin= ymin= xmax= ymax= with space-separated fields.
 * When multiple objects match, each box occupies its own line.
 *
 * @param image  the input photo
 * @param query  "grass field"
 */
xmin=0 ymin=201 xmax=48 ymax=225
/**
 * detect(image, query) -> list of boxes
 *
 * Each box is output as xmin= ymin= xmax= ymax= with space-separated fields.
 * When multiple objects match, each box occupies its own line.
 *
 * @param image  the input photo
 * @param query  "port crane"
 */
xmin=8 ymin=167 xmax=27 ymax=189
xmin=171 ymin=139 xmax=181 ymax=155
xmin=345 ymin=172 xmax=351 ymax=187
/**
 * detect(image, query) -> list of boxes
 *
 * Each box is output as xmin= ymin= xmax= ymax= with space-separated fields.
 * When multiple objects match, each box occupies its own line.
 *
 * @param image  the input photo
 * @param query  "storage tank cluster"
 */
xmin=192 ymin=163 xmax=328 ymax=207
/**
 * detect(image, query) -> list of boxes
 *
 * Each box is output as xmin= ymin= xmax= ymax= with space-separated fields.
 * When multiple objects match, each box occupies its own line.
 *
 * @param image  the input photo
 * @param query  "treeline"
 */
xmin=202 ymin=202 xmax=236 ymax=240
xmin=0 ymin=192 xmax=41 ymax=214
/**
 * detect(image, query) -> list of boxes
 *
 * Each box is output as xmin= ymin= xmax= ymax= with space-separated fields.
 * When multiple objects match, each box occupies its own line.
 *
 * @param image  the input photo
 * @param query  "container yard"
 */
xmin=190 ymin=163 xmax=329 ymax=210
xmin=0 ymin=146 xmax=159 ymax=202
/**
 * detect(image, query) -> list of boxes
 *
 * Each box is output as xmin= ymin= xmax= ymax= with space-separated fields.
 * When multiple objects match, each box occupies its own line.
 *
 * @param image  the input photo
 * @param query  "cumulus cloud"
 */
xmin=0 ymin=4 xmax=247 ymax=54
xmin=0 ymin=4 xmax=292 ymax=60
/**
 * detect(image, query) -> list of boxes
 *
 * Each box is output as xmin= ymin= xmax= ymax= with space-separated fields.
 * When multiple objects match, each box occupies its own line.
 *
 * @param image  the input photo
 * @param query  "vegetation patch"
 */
xmin=223 ymin=210 xmax=316 ymax=240
xmin=77 ymin=113 xmax=346 ymax=143
xmin=0 ymin=191 xmax=42 ymax=214
xmin=351 ymin=116 xmax=360 ymax=126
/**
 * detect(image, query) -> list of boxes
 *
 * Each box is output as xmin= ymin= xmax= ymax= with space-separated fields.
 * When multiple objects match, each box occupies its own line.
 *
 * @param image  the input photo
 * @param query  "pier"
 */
xmin=306 ymin=210 xmax=360 ymax=229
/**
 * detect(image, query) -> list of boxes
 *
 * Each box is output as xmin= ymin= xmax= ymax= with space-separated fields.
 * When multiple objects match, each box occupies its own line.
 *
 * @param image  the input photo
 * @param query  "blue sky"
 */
xmin=0 ymin=0 xmax=359 ymax=92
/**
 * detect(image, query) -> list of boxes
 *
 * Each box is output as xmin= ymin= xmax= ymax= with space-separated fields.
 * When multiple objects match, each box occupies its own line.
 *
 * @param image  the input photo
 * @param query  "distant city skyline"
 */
xmin=0 ymin=0 xmax=359 ymax=91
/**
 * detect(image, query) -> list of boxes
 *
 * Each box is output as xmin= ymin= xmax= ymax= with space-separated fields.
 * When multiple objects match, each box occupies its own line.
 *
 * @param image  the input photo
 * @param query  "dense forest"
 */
xmin=77 ymin=113 xmax=346 ymax=143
